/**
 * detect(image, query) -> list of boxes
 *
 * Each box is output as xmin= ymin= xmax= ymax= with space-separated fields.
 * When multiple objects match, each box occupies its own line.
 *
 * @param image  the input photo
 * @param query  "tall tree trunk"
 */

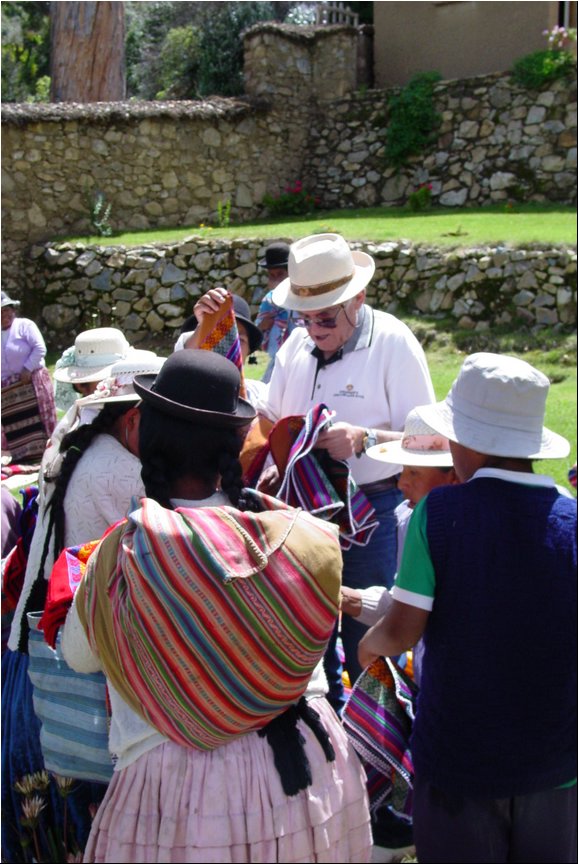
xmin=50 ymin=1 xmax=125 ymax=102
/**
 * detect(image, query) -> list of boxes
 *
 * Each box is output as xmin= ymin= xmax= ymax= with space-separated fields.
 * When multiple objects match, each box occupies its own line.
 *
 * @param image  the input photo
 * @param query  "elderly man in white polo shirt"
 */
xmin=256 ymin=233 xmax=435 ymax=709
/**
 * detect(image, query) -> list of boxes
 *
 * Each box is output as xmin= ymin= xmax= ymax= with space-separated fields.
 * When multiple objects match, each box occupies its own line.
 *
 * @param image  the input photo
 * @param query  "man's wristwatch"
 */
xmin=357 ymin=428 xmax=378 ymax=457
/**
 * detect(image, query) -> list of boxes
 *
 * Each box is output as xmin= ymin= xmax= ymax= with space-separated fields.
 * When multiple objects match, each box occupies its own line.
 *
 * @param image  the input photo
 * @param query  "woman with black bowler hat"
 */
xmin=61 ymin=349 xmax=372 ymax=863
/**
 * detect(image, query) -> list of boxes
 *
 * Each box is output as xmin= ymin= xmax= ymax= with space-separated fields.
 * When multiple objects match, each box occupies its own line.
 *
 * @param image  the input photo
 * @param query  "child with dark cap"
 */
xmin=254 ymin=242 xmax=297 ymax=382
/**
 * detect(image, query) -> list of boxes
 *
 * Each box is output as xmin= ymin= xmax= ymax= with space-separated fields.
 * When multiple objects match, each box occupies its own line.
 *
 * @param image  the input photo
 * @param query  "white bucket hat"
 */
xmin=271 ymin=233 xmax=375 ymax=312
xmin=76 ymin=350 xmax=165 ymax=409
xmin=416 ymin=353 xmax=570 ymax=460
xmin=366 ymin=408 xmax=454 ymax=467
xmin=53 ymin=328 xmax=132 ymax=384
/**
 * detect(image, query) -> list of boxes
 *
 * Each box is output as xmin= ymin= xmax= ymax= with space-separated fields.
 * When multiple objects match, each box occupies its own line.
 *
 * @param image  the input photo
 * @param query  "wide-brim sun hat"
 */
xmin=416 ymin=352 xmax=570 ymax=460
xmin=75 ymin=350 xmax=165 ymax=409
xmin=271 ymin=233 xmax=375 ymax=313
xmin=1 ymin=291 xmax=21 ymax=308
xmin=53 ymin=328 xmax=132 ymax=384
xmin=367 ymin=408 xmax=454 ymax=467
xmin=180 ymin=294 xmax=263 ymax=354
xmin=133 ymin=349 xmax=256 ymax=428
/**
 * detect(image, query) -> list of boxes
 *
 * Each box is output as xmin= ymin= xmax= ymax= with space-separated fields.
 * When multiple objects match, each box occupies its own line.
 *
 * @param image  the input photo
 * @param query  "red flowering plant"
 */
xmin=407 ymin=182 xmax=433 ymax=212
xmin=263 ymin=180 xmax=321 ymax=216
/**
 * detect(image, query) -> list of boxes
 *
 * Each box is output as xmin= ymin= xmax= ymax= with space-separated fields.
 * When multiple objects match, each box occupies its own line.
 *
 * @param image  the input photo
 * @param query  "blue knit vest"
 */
xmin=412 ymin=477 xmax=576 ymax=797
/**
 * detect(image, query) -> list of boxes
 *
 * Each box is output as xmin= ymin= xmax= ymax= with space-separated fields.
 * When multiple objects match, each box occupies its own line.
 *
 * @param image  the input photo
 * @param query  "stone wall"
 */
xmin=304 ymin=72 xmax=577 ymax=210
xmin=24 ymin=237 xmax=576 ymax=353
xmin=1 ymin=23 xmax=576 ymax=306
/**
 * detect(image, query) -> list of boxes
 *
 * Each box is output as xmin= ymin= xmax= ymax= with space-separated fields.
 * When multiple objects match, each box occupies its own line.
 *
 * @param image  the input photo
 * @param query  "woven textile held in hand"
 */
xmin=275 ymin=403 xmax=379 ymax=550
xmin=343 ymin=656 xmax=418 ymax=819
xmin=193 ymin=292 xmax=247 ymax=399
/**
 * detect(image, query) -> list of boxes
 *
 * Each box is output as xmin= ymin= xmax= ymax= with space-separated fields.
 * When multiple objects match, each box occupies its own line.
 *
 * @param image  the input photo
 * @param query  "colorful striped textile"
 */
xmin=76 ymin=495 xmax=341 ymax=751
xmin=343 ymin=656 xmax=418 ymax=820
xmin=276 ymin=404 xmax=379 ymax=551
xmin=192 ymin=292 xmax=247 ymax=399
xmin=1 ymin=379 xmax=49 ymax=461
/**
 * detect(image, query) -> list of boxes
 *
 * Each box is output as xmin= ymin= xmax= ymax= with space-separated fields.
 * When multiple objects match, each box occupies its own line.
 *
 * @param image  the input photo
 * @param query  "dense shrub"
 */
xmin=263 ymin=181 xmax=320 ymax=216
xmin=384 ymin=72 xmax=442 ymax=168
xmin=511 ymin=49 xmax=575 ymax=89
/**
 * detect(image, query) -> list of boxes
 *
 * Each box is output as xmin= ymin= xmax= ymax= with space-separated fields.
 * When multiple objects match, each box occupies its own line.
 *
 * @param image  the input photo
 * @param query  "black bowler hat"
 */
xmin=258 ymin=242 xmax=290 ymax=270
xmin=180 ymin=294 xmax=263 ymax=354
xmin=133 ymin=350 xmax=256 ymax=428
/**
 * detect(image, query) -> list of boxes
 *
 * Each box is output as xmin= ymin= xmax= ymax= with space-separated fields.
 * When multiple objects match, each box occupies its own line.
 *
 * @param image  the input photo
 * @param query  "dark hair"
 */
xmin=138 ymin=402 xmax=256 ymax=511
xmin=18 ymin=403 xmax=133 ymax=652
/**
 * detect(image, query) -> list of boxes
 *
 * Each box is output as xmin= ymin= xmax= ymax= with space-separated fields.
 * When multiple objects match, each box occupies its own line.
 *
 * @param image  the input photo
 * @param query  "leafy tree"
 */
xmin=125 ymin=1 xmax=277 ymax=100
xmin=156 ymin=25 xmax=202 ymax=99
xmin=1 ymin=1 xmax=50 ymax=102
xmin=125 ymin=1 xmax=199 ymax=99
xmin=196 ymin=2 xmax=275 ymax=97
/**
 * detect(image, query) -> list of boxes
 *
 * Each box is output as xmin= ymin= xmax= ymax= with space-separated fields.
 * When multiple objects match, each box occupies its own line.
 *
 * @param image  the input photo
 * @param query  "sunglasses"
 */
xmin=297 ymin=305 xmax=345 ymax=330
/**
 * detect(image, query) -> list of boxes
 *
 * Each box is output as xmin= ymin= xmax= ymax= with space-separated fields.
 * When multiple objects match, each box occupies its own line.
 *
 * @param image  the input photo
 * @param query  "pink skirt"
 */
xmin=84 ymin=698 xmax=372 ymax=863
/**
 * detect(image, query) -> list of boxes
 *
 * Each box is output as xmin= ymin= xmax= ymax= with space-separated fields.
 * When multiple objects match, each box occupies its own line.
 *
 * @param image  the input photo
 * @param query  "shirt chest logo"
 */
xmin=334 ymin=382 xmax=365 ymax=399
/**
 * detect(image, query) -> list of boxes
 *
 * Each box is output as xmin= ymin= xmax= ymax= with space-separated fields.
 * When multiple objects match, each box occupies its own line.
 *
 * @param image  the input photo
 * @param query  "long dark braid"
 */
xmin=138 ymin=402 xmax=260 ymax=511
xmin=17 ymin=403 xmax=130 ymax=652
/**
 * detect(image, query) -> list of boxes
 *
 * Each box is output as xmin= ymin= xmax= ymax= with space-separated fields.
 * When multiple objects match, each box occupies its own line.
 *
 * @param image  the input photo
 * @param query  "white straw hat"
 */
xmin=416 ymin=352 xmax=570 ymax=460
xmin=76 ymin=350 xmax=165 ymax=409
xmin=271 ymin=234 xmax=375 ymax=312
xmin=53 ymin=328 xmax=132 ymax=384
xmin=1 ymin=291 xmax=21 ymax=308
xmin=366 ymin=408 xmax=454 ymax=467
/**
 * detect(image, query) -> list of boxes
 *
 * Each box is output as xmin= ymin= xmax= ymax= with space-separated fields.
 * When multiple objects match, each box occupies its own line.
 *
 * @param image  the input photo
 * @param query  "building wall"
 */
xmin=373 ymin=1 xmax=558 ymax=87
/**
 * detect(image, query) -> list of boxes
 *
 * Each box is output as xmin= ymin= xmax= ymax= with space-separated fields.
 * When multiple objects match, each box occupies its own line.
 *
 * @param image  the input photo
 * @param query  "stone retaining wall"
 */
xmin=24 ymin=238 xmax=576 ymax=352
xmin=304 ymin=73 xmax=577 ymax=210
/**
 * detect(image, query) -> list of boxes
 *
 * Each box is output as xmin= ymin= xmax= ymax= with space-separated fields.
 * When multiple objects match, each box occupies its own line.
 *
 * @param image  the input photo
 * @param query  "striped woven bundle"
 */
xmin=77 ymin=496 xmax=341 ymax=751
xmin=1 ymin=379 xmax=47 ymax=461
xmin=193 ymin=292 xmax=247 ymax=398
xmin=276 ymin=403 xmax=379 ymax=550
xmin=343 ymin=656 xmax=417 ymax=819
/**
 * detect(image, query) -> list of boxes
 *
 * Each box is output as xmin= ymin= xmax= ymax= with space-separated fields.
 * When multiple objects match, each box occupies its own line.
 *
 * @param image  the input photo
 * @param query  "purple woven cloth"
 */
xmin=277 ymin=403 xmax=378 ymax=550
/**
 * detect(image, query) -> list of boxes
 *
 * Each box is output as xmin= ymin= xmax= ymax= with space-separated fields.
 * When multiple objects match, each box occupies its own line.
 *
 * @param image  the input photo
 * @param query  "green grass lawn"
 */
xmin=65 ymin=203 xmax=577 ymax=248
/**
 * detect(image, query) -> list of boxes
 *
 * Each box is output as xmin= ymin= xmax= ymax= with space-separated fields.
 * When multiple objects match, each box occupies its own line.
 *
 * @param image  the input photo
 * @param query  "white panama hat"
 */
xmin=416 ymin=352 xmax=570 ymax=460
xmin=271 ymin=233 xmax=375 ymax=313
xmin=366 ymin=408 xmax=454 ymax=467
xmin=53 ymin=328 xmax=132 ymax=384
xmin=75 ymin=350 xmax=165 ymax=410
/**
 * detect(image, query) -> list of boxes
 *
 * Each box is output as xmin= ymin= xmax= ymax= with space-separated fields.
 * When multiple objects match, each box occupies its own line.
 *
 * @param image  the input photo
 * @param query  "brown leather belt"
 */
xmin=359 ymin=476 xmax=399 ymax=495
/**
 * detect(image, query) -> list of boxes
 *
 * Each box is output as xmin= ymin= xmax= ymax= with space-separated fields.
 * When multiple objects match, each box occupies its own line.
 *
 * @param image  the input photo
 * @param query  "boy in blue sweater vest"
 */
xmin=359 ymin=352 xmax=576 ymax=863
